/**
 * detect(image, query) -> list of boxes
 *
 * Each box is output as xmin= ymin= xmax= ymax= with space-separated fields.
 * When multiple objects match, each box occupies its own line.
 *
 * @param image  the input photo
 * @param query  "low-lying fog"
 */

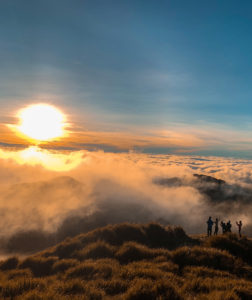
xmin=0 ymin=149 xmax=251 ymax=254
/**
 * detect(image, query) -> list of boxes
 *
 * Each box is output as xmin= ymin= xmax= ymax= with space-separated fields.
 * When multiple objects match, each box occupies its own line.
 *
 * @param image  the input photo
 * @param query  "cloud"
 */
xmin=0 ymin=147 xmax=251 ymax=254
xmin=3 ymin=116 xmax=252 ymax=157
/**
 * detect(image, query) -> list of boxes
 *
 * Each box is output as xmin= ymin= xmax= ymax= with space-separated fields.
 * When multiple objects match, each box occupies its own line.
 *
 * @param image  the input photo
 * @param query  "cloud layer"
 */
xmin=0 ymin=148 xmax=251 ymax=253
xmin=0 ymin=148 xmax=252 ymax=251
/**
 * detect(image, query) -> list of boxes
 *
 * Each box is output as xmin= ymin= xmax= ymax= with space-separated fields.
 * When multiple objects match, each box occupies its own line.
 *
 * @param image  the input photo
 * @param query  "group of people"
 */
xmin=206 ymin=217 xmax=243 ymax=237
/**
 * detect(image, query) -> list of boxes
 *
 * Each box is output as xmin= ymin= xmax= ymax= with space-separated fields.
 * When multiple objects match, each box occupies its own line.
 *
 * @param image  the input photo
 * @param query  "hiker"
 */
xmin=206 ymin=216 xmax=214 ymax=236
xmin=236 ymin=220 xmax=242 ymax=237
xmin=226 ymin=220 xmax=232 ymax=233
xmin=214 ymin=218 xmax=219 ymax=235
xmin=221 ymin=221 xmax=226 ymax=234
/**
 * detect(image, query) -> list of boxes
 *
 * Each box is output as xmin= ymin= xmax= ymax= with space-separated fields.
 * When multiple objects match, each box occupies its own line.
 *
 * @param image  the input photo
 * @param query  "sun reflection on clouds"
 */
xmin=0 ymin=146 xmax=84 ymax=172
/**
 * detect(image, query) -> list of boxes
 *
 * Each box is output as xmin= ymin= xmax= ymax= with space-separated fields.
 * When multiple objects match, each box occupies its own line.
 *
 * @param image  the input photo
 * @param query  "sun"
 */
xmin=17 ymin=104 xmax=66 ymax=141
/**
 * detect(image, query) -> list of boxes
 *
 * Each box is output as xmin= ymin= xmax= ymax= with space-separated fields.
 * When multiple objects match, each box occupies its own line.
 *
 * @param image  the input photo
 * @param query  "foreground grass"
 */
xmin=0 ymin=223 xmax=251 ymax=299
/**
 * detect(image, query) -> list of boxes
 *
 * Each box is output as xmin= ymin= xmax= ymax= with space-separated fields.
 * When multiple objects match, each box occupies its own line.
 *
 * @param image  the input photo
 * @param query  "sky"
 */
xmin=0 ymin=1 xmax=252 ymax=240
xmin=1 ymin=0 xmax=252 ymax=157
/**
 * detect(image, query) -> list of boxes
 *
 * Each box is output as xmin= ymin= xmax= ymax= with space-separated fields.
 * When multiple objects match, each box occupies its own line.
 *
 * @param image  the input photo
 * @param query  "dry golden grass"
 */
xmin=0 ymin=223 xmax=250 ymax=299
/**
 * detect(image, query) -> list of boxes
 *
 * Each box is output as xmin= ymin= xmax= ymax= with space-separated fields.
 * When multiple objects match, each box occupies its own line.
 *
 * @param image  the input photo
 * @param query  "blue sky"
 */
xmin=1 ymin=0 xmax=252 ymax=156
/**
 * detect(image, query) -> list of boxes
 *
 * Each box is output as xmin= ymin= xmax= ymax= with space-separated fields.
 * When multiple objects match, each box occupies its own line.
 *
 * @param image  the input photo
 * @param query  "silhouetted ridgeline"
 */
xmin=5 ymin=222 xmax=193 ymax=254
xmin=0 ymin=223 xmax=251 ymax=299
xmin=154 ymin=173 xmax=252 ymax=204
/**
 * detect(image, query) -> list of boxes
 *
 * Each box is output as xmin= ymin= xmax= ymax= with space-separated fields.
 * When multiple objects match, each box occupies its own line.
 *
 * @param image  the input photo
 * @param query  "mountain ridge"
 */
xmin=0 ymin=223 xmax=251 ymax=299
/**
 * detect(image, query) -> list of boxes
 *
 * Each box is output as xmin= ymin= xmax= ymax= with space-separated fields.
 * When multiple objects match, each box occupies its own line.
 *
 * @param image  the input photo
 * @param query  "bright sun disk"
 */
xmin=17 ymin=104 xmax=66 ymax=141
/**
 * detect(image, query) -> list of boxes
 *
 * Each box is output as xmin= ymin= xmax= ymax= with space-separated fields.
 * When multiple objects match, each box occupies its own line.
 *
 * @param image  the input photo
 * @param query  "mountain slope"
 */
xmin=0 ymin=223 xmax=251 ymax=300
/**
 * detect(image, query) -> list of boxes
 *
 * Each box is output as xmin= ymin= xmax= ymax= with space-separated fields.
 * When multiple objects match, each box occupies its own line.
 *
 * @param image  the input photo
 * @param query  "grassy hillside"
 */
xmin=0 ymin=223 xmax=251 ymax=299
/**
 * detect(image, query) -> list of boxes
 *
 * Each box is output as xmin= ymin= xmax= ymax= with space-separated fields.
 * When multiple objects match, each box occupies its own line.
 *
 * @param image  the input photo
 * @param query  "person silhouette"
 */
xmin=226 ymin=220 xmax=232 ymax=233
xmin=214 ymin=218 xmax=219 ymax=235
xmin=220 ymin=221 xmax=226 ymax=234
xmin=206 ymin=216 xmax=214 ymax=237
xmin=236 ymin=220 xmax=242 ymax=237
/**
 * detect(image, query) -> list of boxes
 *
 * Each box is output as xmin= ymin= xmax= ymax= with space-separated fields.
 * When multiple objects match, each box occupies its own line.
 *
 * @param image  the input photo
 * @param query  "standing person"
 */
xmin=206 ymin=216 xmax=214 ymax=237
xmin=221 ymin=221 xmax=226 ymax=234
xmin=214 ymin=218 xmax=219 ymax=235
xmin=236 ymin=220 xmax=242 ymax=237
xmin=226 ymin=220 xmax=232 ymax=232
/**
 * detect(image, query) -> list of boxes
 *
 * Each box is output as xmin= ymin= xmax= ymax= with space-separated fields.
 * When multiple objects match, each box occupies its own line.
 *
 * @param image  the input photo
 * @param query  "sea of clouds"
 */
xmin=0 ymin=149 xmax=251 ymax=253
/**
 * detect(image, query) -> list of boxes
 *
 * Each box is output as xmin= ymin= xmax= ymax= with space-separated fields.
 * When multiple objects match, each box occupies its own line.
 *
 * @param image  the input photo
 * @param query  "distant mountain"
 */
xmin=193 ymin=173 xmax=226 ymax=185
xmin=154 ymin=173 xmax=252 ymax=204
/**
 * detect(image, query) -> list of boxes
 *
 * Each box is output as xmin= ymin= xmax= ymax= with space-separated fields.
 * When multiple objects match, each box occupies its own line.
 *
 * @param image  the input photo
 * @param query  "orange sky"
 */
xmin=2 ymin=103 xmax=252 ymax=160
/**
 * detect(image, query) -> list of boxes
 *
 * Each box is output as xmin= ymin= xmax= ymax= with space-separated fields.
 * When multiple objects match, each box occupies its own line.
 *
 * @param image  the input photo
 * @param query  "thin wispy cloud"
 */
xmin=2 ymin=116 xmax=252 ymax=158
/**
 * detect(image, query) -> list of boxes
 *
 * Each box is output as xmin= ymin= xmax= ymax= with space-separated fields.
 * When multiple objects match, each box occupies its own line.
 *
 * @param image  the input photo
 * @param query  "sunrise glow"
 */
xmin=17 ymin=104 xmax=66 ymax=141
xmin=0 ymin=146 xmax=84 ymax=171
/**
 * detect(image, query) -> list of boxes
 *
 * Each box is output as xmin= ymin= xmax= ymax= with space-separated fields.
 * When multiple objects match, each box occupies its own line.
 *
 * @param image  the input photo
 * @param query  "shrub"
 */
xmin=17 ymin=291 xmax=51 ymax=300
xmin=55 ymin=239 xmax=82 ymax=259
xmin=1 ymin=278 xmax=43 ymax=298
xmin=234 ymin=286 xmax=252 ymax=300
xmin=66 ymin=261 xmax=114 ymax=280
xmin=195 ymin=290 xmax=240 ymax=300
xmin=80 ymin=226 xmax=117 ymax=246
xmin=52 ymin=259 xmax=78 ymax=274
xmin=157 ymin=261 xmax=179 ymax=274
xmin=78 ymin=223 xmax=192 ymax=249
xmin=182 ymin=277 xmax=210 ymax=294
xmin=78 ymin=223 xmax=146 ymax=247
xmin=7 ymin=269 xmax=32 ymax=280
xmin=17 ymin=290 xmax=83 ymax=300
xmin=116 ymin=242 xmax=157 ymax=264
xmin=120 ymin=261 xmax=165 ymax=280
xmin=173 ymin=226 xmax=189 ymax=240
xmin=74 ymin=241 xmax=115 ymax=260
xmin=144 ymin=223 xmax=191 ymax=249
xmin=172 ymin=246 xmax=237 ymax=272
xmin=123 ymin=278 xmax=183 ymax=300
xmin=183 ymin=266 xmax=235 ymax=279
xmin=58 ymin=278 xmax=86 ymax=295
xmin=145 ymin=223 xmax=171 ymax=248
xmin=205 ymin=233 xmax=252 ymax=264
xmin=19 ymin=256 xmax=58 ymax=277
xmin=56 ymin=278 xmax=104 ymax=299
xmin=182 ymin=276 xmax=252 ymax=297
xmin=114 ymin=223 xmax=147 ymax=245
xmin=18 ymin=291 xmax=46 ymax=300
xmin=0 ymin=256 xmax=19 ymax=270
xmin=96 ymin=279 xmax=128 ymax=295
xmin=153 ymin=255 xmax=167 ymax=262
